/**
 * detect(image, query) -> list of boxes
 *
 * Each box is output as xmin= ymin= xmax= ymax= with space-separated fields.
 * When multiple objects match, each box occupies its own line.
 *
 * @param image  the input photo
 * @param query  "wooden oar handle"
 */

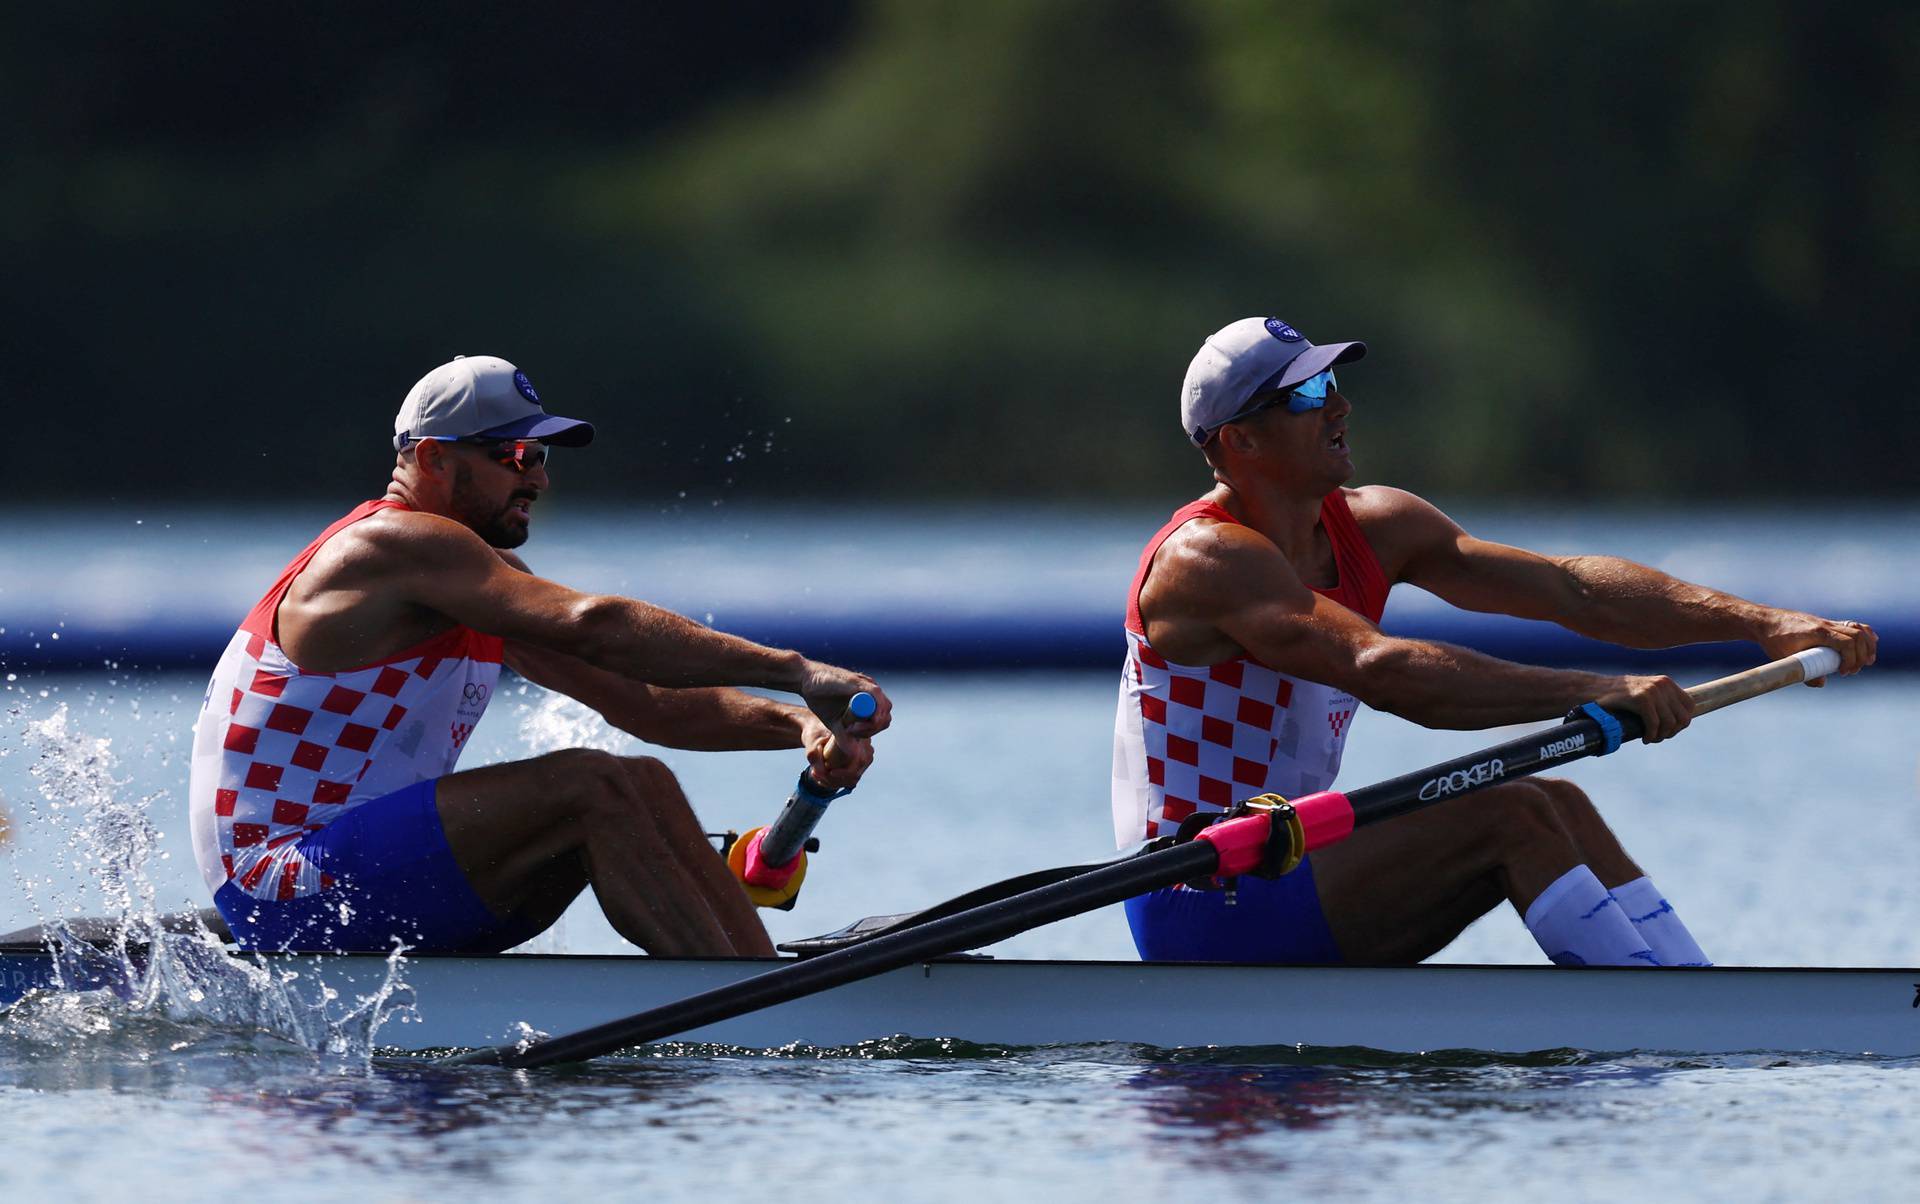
xmin=1686 ymin=647 xmax=1841 ymax=717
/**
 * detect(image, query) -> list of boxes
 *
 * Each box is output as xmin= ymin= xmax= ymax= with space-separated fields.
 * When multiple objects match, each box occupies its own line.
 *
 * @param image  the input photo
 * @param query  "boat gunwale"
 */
xmin=4 ymin=943 xmax=1916 ymax=976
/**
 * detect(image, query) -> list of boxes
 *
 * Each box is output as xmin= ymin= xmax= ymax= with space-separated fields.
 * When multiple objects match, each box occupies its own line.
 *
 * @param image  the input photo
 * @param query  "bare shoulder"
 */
xmin=1148 ymin=515 xmax=1312 ymax=628
xmin=1156 ymin=513 xmax=1286 ymax=582
xmin=1342 ymin=484 xmax=1451 ymax=526
xmin=1343 ymin=485 xmax=1465 ymax=580
xmin=307 ymin=507 xmax=496 ymax=585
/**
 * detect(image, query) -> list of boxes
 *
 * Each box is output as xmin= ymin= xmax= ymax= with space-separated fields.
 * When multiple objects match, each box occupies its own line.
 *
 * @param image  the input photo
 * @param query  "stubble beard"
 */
xmin=451 ymin=461 xmax=531 ymax=549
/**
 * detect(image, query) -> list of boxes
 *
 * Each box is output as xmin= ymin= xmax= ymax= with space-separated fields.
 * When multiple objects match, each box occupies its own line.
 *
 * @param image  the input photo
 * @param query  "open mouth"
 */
xmin=1328 ymin=429 xmax=1348 ymax=451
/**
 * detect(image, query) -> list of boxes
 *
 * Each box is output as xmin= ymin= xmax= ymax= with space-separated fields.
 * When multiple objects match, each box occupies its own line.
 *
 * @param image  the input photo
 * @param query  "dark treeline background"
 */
xmin=5 ymin=1 xmax=1914 ymax=505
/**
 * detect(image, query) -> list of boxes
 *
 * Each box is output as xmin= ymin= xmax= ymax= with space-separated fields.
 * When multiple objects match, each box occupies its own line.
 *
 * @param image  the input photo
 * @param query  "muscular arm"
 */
xmin=492 ymin=549 xmax=872 ymax=780
xmin=505 ymin=642 xmax=811 ymax=751
xmin=378 ymin=517 xmax=786 ymax=687
xmin=1380 ymin=488 xmax=1875 ymax=675
xmin=327 ymin=512 xmax=888 ymax=741
xmin=1146 ymin=520 xmax=1692 ymax=735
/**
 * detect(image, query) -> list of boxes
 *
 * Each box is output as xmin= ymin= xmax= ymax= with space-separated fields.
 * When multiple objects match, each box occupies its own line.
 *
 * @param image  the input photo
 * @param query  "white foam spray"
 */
xmin=3 ymin=702 xmax=415 ymax=1071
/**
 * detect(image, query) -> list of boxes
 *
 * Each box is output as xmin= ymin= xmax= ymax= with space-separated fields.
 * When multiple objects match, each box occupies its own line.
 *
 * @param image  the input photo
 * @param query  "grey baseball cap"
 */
xmin=393 ymin=355 xmax=595 ymax=450
xmin=1181 ymin=317 xmax=1366 ymax=446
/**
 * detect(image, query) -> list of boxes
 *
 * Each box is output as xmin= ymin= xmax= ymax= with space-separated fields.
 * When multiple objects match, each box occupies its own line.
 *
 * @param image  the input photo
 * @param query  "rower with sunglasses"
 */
xmin=186 ymin=355 xmax=889 ymax=957
xmin=1112 ymin=317 xmax=1874 ymax=967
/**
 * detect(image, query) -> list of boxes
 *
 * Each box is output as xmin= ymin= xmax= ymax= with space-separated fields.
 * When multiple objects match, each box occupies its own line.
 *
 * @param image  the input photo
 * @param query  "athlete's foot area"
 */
xmin=1523 ymin=865 xmax=1659 ymax=966
xmin=1610 ymin=876 xmax=1711 ymax=966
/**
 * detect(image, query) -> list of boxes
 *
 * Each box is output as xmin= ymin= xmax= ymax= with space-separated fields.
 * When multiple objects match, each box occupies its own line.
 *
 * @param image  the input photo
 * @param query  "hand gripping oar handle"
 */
xmin=764 ymin=690 xmax=877 ymax=864
xmin=726 ymin=691 xmax=878 ymax=908
xmin=1285 ymin=646 xmax=1847 ymax=839
xmin=448 ymin=650 xmax=1840 ymax=1069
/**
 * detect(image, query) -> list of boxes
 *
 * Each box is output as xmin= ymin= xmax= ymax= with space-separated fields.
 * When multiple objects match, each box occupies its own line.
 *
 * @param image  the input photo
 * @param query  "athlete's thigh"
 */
xmin=432 ymin=749 xmax=609 ymax=907
xmin=1307 ymin=781 xmax=1543 ymax=963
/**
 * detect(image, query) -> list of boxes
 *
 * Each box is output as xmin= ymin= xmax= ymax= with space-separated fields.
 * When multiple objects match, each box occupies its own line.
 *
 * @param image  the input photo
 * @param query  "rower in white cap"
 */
xmin=1112 ymin=317 xmax=1874 ymax=967
xmin=186 ymin=355 xmax=890 ymax=956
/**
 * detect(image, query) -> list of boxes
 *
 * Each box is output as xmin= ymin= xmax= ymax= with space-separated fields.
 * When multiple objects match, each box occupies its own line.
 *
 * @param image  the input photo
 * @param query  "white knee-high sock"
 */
xmin=1522 ymin=865 xmax=1659 ymax=966
xmin=1610 ymin=876 xmax=1711 ymax=967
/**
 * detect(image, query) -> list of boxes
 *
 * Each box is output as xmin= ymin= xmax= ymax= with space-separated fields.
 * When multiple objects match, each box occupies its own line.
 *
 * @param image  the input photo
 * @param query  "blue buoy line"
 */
xmin=0 ymin=610 xmax=1908 ymax=672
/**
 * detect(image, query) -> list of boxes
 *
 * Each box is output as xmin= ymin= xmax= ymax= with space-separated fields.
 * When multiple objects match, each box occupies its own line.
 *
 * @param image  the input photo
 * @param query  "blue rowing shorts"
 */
xmin=212 ymin=778 xmax=543 ymax=954
xmin=1124 ymin=854 xmax=1344 ymax=964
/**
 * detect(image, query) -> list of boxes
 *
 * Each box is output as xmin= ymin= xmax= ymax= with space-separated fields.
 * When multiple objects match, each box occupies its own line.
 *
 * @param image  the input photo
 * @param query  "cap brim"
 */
xmin=1264 ymin=341 xmax=1367 ymax=393
xmin=474 ymin=414 xmax=596 ymax=446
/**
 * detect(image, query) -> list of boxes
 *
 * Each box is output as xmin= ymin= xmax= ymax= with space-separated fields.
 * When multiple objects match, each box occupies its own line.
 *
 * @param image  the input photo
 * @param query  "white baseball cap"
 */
xmin=1181 ymin=317 xmax=1366 ymax=446
xmin=393 ymin=355 xmax=595 ymax=449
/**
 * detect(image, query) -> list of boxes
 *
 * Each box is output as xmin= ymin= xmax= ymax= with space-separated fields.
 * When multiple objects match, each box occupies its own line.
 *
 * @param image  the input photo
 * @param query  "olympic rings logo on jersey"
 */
xmin=463 ymin=682 xmax=491 ymax=702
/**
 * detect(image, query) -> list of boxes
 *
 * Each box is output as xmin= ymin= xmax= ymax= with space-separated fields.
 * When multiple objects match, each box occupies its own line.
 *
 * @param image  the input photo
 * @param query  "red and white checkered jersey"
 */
xmin=188 ymin=500 xmax=505 ymax=901
xmin=1111 ymin=493 xmax=1390 ymax=848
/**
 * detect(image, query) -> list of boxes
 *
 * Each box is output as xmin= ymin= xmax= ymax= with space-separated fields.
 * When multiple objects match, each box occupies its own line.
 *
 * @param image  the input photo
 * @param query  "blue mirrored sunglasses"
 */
xmin=1281 ymin=368 xmax=1338 ymax=408
xmin=1204 ymin=369 xmax=1338 ymax=442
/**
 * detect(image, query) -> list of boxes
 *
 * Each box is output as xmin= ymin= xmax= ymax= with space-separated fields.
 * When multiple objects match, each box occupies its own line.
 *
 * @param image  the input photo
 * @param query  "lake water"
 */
xmin=4 ymin=658 xmax=1920 ymax=1201
xmin=4 ymin=502 xmax=1917 ymax=670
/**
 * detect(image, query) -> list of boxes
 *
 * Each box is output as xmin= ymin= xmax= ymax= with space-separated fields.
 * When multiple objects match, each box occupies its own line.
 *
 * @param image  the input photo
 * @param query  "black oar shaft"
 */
xmin=1344 ymin=711 xmax=1625 ymax=827
xmin=449 ymin=838 xmax=1222 ymax=1068
xmin=760 ymin=777 xmax=836 ymax=869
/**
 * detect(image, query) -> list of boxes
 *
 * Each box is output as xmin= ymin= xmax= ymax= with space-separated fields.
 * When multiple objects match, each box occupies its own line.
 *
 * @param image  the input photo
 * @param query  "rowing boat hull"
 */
xmin=4 ymin=950 xmax=1917 ymax=1056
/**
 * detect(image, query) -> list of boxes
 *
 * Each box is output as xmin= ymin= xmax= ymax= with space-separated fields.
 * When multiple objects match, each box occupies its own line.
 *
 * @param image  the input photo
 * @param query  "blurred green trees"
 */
xmin=5 ymin=0 xmax=1913 ymax=503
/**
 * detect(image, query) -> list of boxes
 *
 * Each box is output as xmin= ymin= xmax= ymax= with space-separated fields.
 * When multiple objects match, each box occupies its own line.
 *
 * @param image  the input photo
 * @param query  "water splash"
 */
xmin=2 ymin=703 xmax=414 ymax=1072
xmin=515 ymin=689 xmax=630 ymax=757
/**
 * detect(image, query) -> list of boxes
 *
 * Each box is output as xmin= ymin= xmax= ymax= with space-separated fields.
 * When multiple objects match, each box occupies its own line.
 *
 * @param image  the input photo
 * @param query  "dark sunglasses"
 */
xmin=460 ymin=437 xmax=550 ymax=474
xmin=398 ymin=434 xmax=551 ymax=473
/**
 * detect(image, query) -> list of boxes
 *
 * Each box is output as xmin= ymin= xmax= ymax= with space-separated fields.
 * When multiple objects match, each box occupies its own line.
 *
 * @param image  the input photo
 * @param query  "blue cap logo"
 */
xmin=1265 ymin=318 xmax=1303 ymax=342
xmin=513 ymin=370 xmax=540 ymax=404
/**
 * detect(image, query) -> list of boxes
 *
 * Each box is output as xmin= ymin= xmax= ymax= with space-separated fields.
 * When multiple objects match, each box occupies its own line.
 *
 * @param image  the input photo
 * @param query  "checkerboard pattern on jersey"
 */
xmin=1133 ymin=642 xmax=1294 ymax=837
xmin=211 ymin=632 xmax=447 ymax=900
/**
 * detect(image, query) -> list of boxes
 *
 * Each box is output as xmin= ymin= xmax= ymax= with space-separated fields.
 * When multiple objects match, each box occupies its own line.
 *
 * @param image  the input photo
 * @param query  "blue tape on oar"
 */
xmin=1575 ymin=702 xmax=1624 ymax=755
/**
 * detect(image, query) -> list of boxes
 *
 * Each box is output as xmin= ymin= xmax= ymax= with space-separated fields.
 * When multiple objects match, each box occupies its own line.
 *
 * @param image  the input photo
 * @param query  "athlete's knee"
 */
xmin=573 ymin=753 xmax=692 ymax=825
xmin=1483 ymin=780 xmax=1569 ymax=854
xmin=614 ymin=755 xmax=682 ymax=798
xmin=540 ymin=748 xmax=640 ymax=812
xmin=1532 ymin=776 xmax=1599 ymax=821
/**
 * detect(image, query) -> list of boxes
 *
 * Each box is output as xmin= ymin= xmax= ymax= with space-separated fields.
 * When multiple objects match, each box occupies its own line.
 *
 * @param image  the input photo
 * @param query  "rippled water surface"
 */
xmin=5 ymin=658 xmax=1920 ymax=1198
xmin=5 ymin=1026 xmax=1920 ymax=1202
